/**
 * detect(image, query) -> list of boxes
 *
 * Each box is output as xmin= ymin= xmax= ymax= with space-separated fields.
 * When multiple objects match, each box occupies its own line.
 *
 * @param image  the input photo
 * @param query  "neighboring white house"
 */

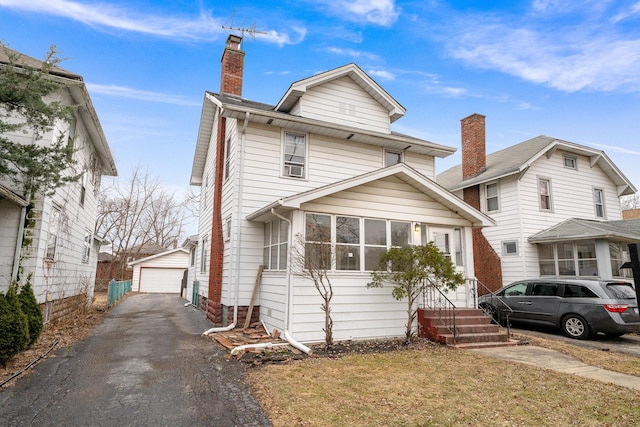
xmin=188 ymin=36 xmax=492 ymax=343
xmin=437 ymin=114 xmax=639 ymax=289
xmin=128 ymin=248 xmax=189 ymax=293
xmin=0 ymin=47 xmax=117 ymax=322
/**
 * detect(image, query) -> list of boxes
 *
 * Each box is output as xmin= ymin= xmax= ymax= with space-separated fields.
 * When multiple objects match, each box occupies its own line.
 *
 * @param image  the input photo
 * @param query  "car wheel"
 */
xmin=561 ymin=314 xmax=590 ymax=339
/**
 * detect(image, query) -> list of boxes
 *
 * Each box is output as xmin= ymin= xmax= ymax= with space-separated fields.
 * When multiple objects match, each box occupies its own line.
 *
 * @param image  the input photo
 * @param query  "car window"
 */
xmin=502 ymin=283 xmax=528 ymax=297
xmin=563 ymin=284 xmax=598 ymax=298
xmin=605 ymin=283 xmax=636 ymax=299
xmin=531 ymin=283 xmax=558 ymax=296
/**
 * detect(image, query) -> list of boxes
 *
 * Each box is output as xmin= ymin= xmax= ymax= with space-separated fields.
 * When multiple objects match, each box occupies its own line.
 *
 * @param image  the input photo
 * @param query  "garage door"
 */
xmin=139 ymin=267 xmax=184 ymax=293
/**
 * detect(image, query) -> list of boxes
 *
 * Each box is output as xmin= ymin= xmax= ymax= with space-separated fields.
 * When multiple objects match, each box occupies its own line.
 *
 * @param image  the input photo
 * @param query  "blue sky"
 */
xmin=2 ymin=0 xmax=640 ymax=202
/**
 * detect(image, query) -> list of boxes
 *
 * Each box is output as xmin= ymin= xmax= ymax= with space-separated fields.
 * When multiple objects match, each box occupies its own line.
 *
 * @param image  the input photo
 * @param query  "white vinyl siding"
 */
xmin=297 ymin=76 xmax=391 ymax=134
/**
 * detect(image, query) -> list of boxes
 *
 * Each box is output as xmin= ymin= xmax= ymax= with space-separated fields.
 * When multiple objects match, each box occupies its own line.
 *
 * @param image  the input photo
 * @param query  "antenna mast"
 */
xmin=221 ymin=24 xmax=267 ymax=43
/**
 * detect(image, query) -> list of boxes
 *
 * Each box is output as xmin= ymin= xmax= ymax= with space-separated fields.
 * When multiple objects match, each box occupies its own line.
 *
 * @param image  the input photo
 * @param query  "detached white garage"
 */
xmin=129 ymin=248 xmax=189 ymax=293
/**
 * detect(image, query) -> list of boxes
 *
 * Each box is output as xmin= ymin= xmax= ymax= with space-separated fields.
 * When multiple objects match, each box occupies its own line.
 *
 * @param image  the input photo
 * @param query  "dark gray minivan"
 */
xmin=478 ymin=279 xmax=640 ymax=339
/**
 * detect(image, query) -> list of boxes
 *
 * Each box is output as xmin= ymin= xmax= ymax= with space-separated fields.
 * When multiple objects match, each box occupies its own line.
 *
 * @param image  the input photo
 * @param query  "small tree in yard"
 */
xmin=291 ymin=227 xmax=334 ymax=349
xmin=367 ymin=243 xmax=464 ymax=342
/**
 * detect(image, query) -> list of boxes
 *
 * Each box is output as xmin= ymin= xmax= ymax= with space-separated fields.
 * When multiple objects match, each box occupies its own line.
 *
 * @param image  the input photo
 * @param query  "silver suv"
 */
xmin=478 ymin=279 xmax=640 ymax=339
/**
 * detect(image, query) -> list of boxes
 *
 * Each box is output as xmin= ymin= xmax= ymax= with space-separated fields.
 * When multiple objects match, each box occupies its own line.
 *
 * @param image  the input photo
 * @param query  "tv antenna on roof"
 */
xmin=222 ymin=23 xmax=267 ymax=42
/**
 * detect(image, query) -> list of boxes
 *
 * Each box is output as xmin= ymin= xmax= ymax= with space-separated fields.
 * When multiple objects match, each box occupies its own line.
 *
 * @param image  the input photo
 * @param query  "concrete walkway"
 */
xmin=471 ymin=345 xmax=640 ymax=391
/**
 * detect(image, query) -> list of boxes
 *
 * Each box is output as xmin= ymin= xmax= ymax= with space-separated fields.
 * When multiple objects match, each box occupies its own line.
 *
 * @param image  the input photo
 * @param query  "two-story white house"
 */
xmin=188 ymin=36 xmax=493 ymax=344
xmin=0 ymin=47 xmax=117 ymax=323
xmin=437 ymin=114 xmax=639 ymax=291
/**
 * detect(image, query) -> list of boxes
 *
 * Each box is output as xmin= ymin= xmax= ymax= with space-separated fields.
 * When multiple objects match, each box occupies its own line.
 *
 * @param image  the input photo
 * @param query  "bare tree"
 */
xmin=290 ymin=225 xmax=334 ymax=348
xmin=95 ymin=165 xmax=190 ymax=283
xmin=621 ymin=193 xmax=640 ymax=211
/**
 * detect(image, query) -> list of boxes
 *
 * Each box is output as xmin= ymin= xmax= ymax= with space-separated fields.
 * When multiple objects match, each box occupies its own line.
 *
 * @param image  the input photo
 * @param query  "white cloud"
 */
xmin=86 ymin=83 xmax=201 ymax=106
xmin=611 ymin=1 xmax=640 ymax=23
xmin=0 ymin=0 xmax=306 ymax=45
xmin=313 ymin=0 xmax=400 ymax=26
xmin=449 ymin=14 xmax=640 ymax=93
xmin=368 ymin=69 xmax=395 ymax=80
xmin=327 ymin=47 xmax=381 ymax=61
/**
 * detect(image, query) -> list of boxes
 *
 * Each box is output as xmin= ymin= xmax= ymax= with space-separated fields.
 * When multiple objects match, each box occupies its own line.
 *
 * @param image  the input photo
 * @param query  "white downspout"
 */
xmin=203 ymin=112 xmax=249 ymax=336
xmin=270 ymin=208 xmax=312 ymax=354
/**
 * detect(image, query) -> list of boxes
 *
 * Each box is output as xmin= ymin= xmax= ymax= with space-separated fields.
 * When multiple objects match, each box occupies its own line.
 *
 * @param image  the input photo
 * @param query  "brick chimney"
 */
xmin=461 ymin=113 xmax=486 ymax=180
xmin=220 ymin=34 xmax=244 ymax=96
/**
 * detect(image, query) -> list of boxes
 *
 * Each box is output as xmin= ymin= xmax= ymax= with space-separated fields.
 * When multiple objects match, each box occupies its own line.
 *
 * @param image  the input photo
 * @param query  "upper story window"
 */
xmin=384 ymin=150 xmax=403 ymax=167
xmin=80 ymin=168 xmax=88 ymax=207
xmin=200 ymin=235 xmax=208 ymax=273
xmin=485 ymin=182 xmax=499 ymax=212
xmin=224 ymin=138 xmax=232 ymax=181
xmin=593 ymin=188 xmax=605 ymax=218
xmin=563 ymin=154 xmax=577 ymax=170
xmin=46 ymin=206 xmax=61 ymax=260
xmin=538 ymin=178 xmax=552 ymax=211
xmin=66 ymin=116 xmax=76 ymax=160
xmin=283 ymin=132 xmax=306 ymax=178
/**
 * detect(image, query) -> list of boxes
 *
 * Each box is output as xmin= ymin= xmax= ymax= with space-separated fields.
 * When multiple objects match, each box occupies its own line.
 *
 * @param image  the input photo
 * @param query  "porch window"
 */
xmin=537 ymin=241 xmax=599 ymax=277
xmin=263 ymin=218 xmax=289 ymax=270
xmin=283 ymin=132 xmax=306 ymax=179
xmin=45 ymin=206 xmax=61 ymax=260
xmin=485 ymin=182 xmax=499 ymax=212
xmin=593 ymin=188 xmax=605 ymax=219
xmin=390 ymin=221 xmax=411 ymax=247
xmin=454 ymin=228 xmax=464 ymax=266
xmin=364 ymin=219 xmax=386 ymax=271
xmin=336 ymin=216 xmax=360 ymax=270
xmin=304 ymin=214 xmax=331 ymax=270
xmin=610 ymin=242 xmax=632 ymax=278
xmin=538 ymin=178 xmax=552 ymax=211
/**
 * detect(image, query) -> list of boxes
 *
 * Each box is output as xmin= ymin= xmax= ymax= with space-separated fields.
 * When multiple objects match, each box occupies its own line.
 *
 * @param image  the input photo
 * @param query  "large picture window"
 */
xmin=304 ymin=213 xmax=413 ymax=272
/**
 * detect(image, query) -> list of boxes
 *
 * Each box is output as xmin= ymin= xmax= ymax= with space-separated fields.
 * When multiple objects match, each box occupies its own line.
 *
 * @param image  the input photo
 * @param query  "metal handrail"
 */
xmin=421 ymin=285 xmax=458 ymax=344
xmin=474 ymin=278 xmax=513 ymax=339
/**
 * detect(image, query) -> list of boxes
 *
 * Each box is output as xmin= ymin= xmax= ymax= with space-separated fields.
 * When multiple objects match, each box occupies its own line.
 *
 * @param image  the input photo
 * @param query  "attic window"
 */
xmin=563 ymin=155 xmax=577 ymax=170
xmin=384 ymin=150 xmax=403 ymax=167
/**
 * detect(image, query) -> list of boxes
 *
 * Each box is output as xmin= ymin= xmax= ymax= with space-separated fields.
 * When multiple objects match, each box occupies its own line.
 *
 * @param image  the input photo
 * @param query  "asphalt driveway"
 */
xmin=0 ymin=294 xmax=271 ymax=427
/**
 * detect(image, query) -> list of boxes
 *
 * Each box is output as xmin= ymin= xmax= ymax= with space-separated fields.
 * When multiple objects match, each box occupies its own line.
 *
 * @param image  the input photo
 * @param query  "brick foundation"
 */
xmin=206 ymin=300 xmax=261 ymax=328
xmin=41 ymin=293 xmax=90 ymax=326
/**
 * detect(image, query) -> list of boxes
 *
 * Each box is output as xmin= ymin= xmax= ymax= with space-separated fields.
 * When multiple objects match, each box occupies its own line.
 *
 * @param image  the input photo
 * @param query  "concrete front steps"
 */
xmin=418 ymin=308 xmax=518 ymax=349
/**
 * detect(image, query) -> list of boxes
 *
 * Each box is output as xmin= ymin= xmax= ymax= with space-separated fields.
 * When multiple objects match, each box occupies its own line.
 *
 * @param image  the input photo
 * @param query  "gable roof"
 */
xmin=247 ymin=163 xmax=495 ymax=228
xmin=528 ymin=218 xmax=640 ymax=244
xmin=127 ymin=247 xmax=189 ymax=266
xmin=190 ymin=92 xmax=455 ymax=185
xmin=437 ymin=136 xmax=636 ymax=196
xmin=275 ymin=63 xmax=406 ymax=123
xmin=0 ymin=46 xmax=117 ymax=177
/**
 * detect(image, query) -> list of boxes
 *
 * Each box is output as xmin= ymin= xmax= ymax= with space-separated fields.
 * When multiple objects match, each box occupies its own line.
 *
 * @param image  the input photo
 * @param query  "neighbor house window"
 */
xmin=538 ymin=178 xmax=552 ymax=211
xmin=263 ymin=218 xmax=289 ymax=270
xmin=384 ymin=150 xmax=403 ymax=167
xmin=537 ymin=240 xmax=598 ymax=277
xmin=66 ymin=116 xmax=76 ymax=160
xmin=45 ymin=206 xmax=61 ymax=260
xmin=503 ymin=241 xmax=518 ymax=256
xmin=80 ymin=169 xmax=87 ymax=207
xmin=190 ymin=246 xmax=196 ymax=267
xmin=82 ymin=231 xmax=92 ymax=263
xmin=485 ymin=182 xmax=499 ymax=212
xmin=610 ymin=242 xmax=631 ymax=278
xmin=283 ymin=132 xmax=306 ymax=178
xmin=200 ymin=236 xmax=208 ymax=272
xmin=593 ymin=188 xmax=605 ymax=219
xmin=563 ymin=155 xmax=577 ymax=170
xmin=224 ymin=138 xmax=231 ymax=181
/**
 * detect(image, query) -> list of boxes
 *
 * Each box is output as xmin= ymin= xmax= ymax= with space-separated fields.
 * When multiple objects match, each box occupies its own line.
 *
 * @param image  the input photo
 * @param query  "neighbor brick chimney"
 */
xmin=461 ymin=113 xmax=486 ymax=180
xmin=220 ymin=34 xmax=244 ymax=96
